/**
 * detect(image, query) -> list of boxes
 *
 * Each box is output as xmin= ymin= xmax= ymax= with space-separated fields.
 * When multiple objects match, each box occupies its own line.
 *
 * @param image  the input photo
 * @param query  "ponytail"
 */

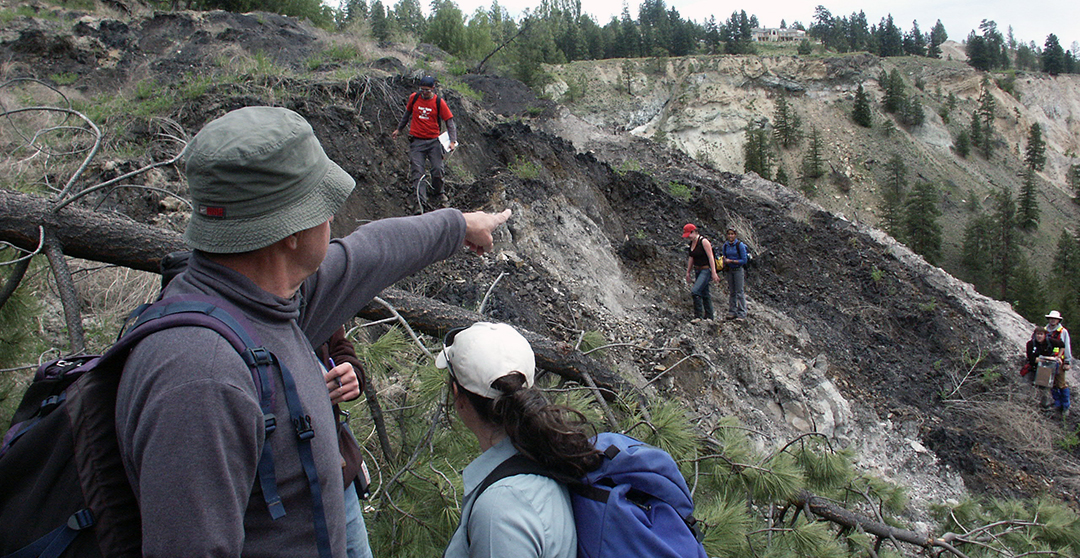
xmin=458 ymin=373 xmax=601 ymax=478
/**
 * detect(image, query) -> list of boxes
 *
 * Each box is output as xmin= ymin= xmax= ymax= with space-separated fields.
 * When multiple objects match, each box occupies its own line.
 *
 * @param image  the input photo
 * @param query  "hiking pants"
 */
xmin=691 ymin=269 xmax=714 ymax=319
xmin=1052 ymin=386 xmax=1071 ymax=411
xmin=725 ymin=266 xmax=747 ymax=318
xmin=408 ymin=137 xmax=444 ymax=202
xmin=344 ymin=481 xmax=373 ymax=558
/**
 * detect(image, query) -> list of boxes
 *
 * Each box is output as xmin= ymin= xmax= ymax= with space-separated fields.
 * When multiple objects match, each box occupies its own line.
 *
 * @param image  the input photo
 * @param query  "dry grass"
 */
xmin=954 ymin=397 xmax=1056 ymax=455
xmin=0 ymin=79 xmax=101 ymax=194
xmin=725 ymin=212 xmax=757 ymax=250
xmin=66 ymin=259 xmax=159 ymax=349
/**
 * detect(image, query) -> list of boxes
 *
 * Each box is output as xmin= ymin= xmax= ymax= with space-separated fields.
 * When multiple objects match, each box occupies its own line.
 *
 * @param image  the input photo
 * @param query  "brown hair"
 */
xmin=457 ymin=373 xmax=601 ymax=477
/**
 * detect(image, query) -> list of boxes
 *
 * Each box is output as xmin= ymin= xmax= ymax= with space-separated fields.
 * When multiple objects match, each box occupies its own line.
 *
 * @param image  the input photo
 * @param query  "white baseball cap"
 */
xmin=435 ymin=322 xmax=535 ymax=399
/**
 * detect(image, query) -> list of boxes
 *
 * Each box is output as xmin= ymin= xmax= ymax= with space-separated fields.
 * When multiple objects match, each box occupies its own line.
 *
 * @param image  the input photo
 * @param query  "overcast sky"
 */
xmin=443 ymin=0 xmax=1079 ymax=50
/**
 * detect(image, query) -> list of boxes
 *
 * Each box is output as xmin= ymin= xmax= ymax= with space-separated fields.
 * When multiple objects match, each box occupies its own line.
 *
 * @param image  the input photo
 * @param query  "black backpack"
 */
xmin=0 ymin=295 xmax=333 ymax=558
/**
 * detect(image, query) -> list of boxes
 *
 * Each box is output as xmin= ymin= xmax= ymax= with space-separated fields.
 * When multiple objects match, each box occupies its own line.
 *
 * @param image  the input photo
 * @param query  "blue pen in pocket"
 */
xmin=329 ymin=357 xmax=342 ymax=387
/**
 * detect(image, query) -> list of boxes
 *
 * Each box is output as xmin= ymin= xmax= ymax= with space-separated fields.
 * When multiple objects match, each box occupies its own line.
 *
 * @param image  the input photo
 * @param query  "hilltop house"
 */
xmin=752 ymin=27 xmax=807 ymax=42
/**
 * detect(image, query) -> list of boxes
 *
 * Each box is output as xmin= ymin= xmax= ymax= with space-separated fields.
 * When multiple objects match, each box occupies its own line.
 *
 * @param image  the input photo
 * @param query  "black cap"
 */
xmin=420 ymin=76 xmax=436 ymax=87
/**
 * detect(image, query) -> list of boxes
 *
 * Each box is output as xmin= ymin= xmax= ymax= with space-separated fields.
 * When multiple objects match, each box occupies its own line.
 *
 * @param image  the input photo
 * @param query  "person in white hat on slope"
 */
xmin=1044 ymin=310 xmax=1072 ymax=418
xmin=437 ymin=322 xmax=600 ymax=558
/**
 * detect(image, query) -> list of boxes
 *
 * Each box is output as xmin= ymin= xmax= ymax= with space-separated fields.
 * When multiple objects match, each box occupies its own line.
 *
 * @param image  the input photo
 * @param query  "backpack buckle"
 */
xmin=245 ymin=347 xmax=274 ymax=367
xmin=264 ymin=413 xmax=277 ymax=434
xmin=68 ymin=509 xmax=95 ymax=530
xmin=293 ymin=415 xmax=314 ymax=441
xmin=40 ymin=394 xmax=65 ymax=414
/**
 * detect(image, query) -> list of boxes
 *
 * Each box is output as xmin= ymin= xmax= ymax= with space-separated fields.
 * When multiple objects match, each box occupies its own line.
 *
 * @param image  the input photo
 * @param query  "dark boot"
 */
xmin=692 ymin=295 xmax=704 ymax=319
xmin=431 ymin=174 xmax=444 ymax=196
xmin=702 ymin=295 xmax=715 ymax=320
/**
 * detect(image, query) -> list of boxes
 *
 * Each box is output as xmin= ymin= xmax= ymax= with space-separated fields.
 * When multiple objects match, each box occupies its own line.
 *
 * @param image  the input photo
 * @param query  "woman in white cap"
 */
xmin=1045 ymin=310 xmax=1073 ymax=417
xmin=437 ymin=322 xmax=600 ymax=558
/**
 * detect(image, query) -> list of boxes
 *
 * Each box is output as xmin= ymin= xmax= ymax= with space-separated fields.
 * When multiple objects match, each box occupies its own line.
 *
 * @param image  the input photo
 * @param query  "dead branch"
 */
xmin=44 ymin=233 xmax=84 ymax=353
xmin=0 ymin=190 xmax=631 ymax=393
xmin=0 ymin=106 xmax=102 ymax=201
xmin=791 ymin=490 xmax=976 ymax=558
xmin=0 ymin=252 xmax=32 ymax=310
xmin=0 ymin=226 xmax=43 ymax=309
xmin=477 ymin=271 xmax=505 ymax=316
xmin=474 ymin=19 xmax=531 ymax=75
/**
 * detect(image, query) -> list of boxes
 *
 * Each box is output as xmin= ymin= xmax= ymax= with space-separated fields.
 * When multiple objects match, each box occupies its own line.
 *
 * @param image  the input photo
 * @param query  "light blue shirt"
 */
xmin=444 ymin=437 xmax=576 ymax=558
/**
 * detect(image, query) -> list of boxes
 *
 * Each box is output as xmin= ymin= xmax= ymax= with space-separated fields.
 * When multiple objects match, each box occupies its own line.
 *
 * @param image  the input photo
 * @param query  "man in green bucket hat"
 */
xmin=116 ymin=106 xmax=509 ymax=558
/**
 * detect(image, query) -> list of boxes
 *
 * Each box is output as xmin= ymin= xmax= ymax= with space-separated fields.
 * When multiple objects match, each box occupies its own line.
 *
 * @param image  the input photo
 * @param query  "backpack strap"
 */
xmin=119 ymin=296 xmax=333 ymax=558
xmin=4 ymin=509 xmax=95 ymax=558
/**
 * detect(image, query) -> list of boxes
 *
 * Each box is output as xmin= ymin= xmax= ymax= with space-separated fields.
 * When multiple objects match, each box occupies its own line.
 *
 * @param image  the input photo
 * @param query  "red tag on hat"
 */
xmin=199 ymin=205 xmax=226 ymax=218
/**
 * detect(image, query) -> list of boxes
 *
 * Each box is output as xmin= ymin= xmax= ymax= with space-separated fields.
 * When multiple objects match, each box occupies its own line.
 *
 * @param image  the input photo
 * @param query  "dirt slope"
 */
xmin=2 ymin=5 xmax=1078 ymax=519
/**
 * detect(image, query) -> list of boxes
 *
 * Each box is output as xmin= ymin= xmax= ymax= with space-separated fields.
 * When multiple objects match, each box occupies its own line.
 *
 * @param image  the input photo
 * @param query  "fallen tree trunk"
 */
xmin=361 ymin=289 xmax=630 ymax=395
xmin=0 ymin=189 xmax=631 ymax=392
xmin=0 ymin=189 xmax=185 ymax=273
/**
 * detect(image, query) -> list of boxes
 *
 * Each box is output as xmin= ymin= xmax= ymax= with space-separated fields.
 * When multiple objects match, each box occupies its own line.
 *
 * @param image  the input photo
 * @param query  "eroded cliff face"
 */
xmin=542 ymin=47 xmax=1080 ymax=272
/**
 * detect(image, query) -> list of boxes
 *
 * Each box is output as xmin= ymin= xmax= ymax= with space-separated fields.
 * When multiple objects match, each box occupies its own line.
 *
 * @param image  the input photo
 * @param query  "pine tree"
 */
xmin=899 ymin=95 xmax=925 ymax=127
xmin=880 ymin=153 xmax=907 ymax=239
xmin=370 ymin=0 xmax=391 ymax=43
xmin=774 ymin=165 xmax=788 ymax=186
xmin=852 ymin=84 xmax=872 ymax=127
xmin=801 ymin=127 xmax=825 ymax=181
xmin=424 ymin=0 xmax=466 ymax=53
xmin=742 ymin=125 xmax=772 ymax=178
xmin=1042 ymin=33 xmax=1066 ymax=75
xmin=955 ymin=129 xmax=971 ymax=158
xmin=927 ymin=19 xmax=948 ymax=58
xmin=342 ymin=0 xmax=368 ymax=26
xmin=882 ymin=69 xmax=906 ymax=113
xmin=772 ymin=95 xmax=802 ymax=148
xmin=976 ymin=79 xmax=996 ymax=159
xmin=393 ymin=0 xmax=425 ymax=37
xmin=1017 ymin=168 xmax=1040 ymax=231
xmin=1009 ymin=255 xmax=1046 ymax=323
xmin=1052 ymin=231 xmax=1080 ymax=333
xmin=989 ymin=187 xmax=1017 ymax=299
xmin=1070 ymin=163 xmax=1080 ymax=202
xmin=620 ymin=59 xmax=635 ymax=95
xmin=961 ymin=213 xmax=995 ymax=292
xmin=903 ymin=180 xmax=942 ymax=263
xmin=1024 ymin=122 xmax=1046 ymax=171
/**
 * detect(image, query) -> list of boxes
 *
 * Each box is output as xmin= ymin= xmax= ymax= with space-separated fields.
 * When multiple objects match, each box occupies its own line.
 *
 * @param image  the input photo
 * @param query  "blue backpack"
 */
xmin=474 ymin=432 xmax=708 ymax=558
xmin=0 ymin=296 xmax=333 ymax=558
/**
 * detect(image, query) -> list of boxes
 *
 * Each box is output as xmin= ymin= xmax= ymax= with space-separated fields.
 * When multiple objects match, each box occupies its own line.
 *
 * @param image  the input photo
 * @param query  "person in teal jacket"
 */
xmin=720 ymin=228 xmax=748 ymax=320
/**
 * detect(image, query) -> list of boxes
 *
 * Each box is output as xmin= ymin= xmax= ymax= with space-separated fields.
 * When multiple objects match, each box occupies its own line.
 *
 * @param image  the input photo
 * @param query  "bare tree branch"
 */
xmin=43 ymin=233 xmax=84 ymax=353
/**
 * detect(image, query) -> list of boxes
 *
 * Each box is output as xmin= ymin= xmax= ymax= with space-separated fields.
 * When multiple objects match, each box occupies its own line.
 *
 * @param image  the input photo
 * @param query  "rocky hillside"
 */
xmin=1 ymin=2 xmax=1078 ymax=524
xmin=543 ymin=49 xmax=1080 ymax=279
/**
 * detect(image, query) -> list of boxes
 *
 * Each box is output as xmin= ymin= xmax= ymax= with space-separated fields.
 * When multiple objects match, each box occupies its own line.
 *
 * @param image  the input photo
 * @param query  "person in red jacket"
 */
xmin=391 ymin=75 xmax=458 ymax=209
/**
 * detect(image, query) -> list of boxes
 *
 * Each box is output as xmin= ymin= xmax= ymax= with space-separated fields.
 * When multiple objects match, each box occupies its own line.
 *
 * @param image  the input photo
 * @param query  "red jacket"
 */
xmin=406 ymin=93 xmax=453 ymax=139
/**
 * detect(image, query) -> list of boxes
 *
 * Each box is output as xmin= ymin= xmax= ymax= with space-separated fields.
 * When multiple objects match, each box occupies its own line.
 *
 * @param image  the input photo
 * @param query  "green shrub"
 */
xmin=447 ymin=80 xmax=481 ymax=101
xmin=615 ymin=159 xmax=642 ymax=176
xmin=509 ymin=156 xmax=541 ymax=179
xmin=48 ymin=72 xmax=78 ymax=86
xmin=667 ymin=181 xmax=693 ymax=202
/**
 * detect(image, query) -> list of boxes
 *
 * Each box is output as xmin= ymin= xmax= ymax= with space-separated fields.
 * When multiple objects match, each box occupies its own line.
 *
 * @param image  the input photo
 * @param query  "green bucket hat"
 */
xmin=183 ymin=106 xmax=355 ymax=253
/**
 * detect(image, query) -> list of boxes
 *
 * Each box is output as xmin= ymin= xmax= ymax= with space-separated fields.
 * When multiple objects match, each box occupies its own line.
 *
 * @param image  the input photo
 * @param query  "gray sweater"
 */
xmin=116 ymin=209 xmax=466 ymax=557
